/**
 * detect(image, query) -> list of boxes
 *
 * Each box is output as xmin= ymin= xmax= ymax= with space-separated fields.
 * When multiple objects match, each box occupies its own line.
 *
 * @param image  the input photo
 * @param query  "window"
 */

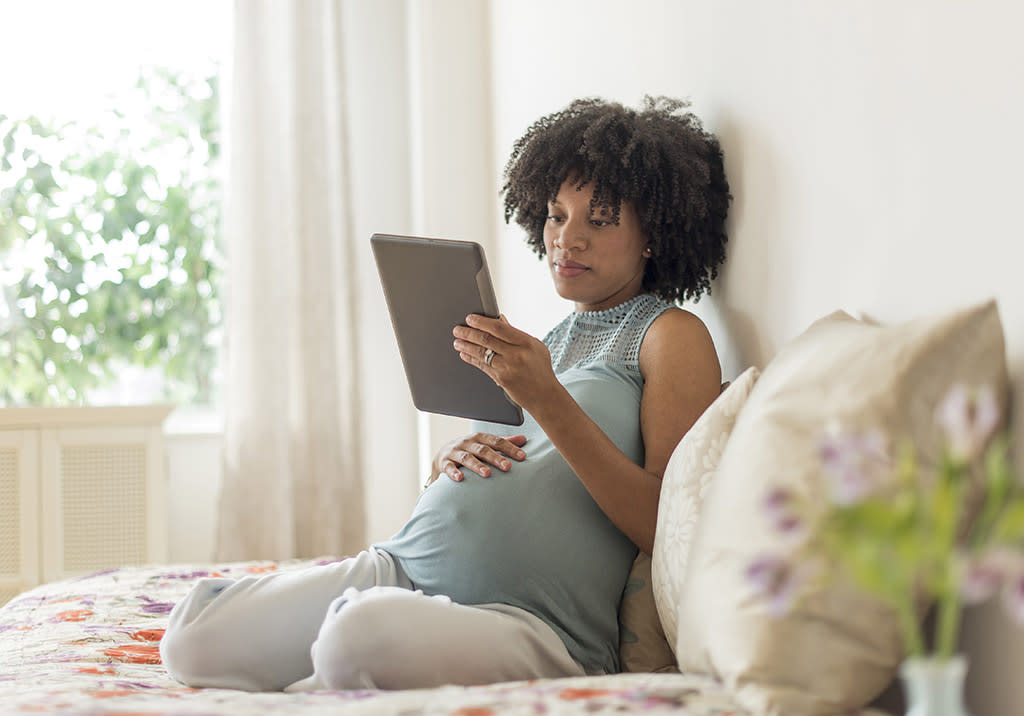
xmin=0 ymin=1 xmax=230 ymax=407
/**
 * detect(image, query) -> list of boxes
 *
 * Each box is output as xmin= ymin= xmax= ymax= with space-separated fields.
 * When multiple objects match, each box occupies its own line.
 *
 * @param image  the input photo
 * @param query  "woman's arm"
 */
xmin=453 ymin=310 xmax=721 ymax=555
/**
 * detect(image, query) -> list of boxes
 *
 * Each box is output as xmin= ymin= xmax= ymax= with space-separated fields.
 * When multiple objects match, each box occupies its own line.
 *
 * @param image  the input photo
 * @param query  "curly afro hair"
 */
xmin=501 ymin=96 xmax=731 ymax=303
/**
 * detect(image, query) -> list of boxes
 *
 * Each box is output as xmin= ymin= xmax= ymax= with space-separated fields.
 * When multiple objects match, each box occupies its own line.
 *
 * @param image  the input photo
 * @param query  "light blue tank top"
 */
xmin=376 ymin=294 xmax=673 ymax=673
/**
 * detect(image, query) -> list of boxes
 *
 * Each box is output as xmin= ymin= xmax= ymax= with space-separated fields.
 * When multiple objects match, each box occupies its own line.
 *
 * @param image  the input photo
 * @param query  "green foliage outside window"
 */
xmin=0 ymin=66 xmax=222 ymax=406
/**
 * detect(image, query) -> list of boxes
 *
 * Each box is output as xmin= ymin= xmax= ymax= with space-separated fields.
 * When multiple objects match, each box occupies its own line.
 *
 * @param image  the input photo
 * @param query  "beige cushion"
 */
xmin=673 ymin=301 xmax=1008 ymax=716
xmin=618 ymin=552 xmax=677 ymax=673
xmin=651 ymin=366 xmax=761 ymax=652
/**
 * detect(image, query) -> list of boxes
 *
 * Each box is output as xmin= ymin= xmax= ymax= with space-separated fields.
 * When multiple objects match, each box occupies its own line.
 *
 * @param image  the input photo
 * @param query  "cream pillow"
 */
xmin=673 ymin=301 xmax=1008 ymax=716
xmin=651 ymin=366 xmax=761 ymax=652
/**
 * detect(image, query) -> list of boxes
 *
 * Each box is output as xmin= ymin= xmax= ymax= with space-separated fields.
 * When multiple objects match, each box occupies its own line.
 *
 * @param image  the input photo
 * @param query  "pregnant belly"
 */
xmin=381 ymin=459 xmax=622 ymax=608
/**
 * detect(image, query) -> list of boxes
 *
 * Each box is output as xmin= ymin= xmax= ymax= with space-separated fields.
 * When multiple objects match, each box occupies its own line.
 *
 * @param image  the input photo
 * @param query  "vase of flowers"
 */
xmin=746 ymin=384 xmax=1021 ymax=716
xmin=899 ymin=654 xmax=968 ymax=716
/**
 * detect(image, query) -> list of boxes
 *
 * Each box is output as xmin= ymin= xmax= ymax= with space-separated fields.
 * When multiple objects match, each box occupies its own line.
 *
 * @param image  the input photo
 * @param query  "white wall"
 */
xmin=490 ymin=0 xmax=1024 ymax=378
xmin=487 ymin=1 xmax=1024 ymax=713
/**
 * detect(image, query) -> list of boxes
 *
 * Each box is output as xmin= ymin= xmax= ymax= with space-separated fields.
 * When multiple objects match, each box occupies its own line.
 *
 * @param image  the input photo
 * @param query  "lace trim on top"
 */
xmin=544 ymin=294 xmax=674 ymax=376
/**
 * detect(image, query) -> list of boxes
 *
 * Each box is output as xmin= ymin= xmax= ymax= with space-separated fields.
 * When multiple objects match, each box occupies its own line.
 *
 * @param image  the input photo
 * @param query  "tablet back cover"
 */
xmin=371 ymin=234 xmax=524 ymax=425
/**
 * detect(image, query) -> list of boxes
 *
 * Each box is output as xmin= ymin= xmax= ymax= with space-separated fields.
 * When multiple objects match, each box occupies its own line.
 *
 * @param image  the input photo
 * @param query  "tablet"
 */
xmin=371 ymin=233 xmax=524 ymax=426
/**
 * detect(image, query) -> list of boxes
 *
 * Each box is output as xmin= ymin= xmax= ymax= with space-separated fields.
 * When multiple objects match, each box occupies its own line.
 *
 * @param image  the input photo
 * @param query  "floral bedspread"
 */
xmin=0 ymin=558 xmax=747 ymax=715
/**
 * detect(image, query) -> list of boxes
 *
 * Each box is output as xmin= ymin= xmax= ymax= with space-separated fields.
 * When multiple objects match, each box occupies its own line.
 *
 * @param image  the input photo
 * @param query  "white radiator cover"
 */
xmin=0 ymin=429 xmax=39 ymax=606
xmin=0 ymin=407 xmax=170 ymax=605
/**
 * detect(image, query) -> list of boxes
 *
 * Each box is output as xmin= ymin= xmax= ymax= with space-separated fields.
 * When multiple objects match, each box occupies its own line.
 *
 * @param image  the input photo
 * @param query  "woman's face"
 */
xmin=542 ymin=179 xmax=650 ymax=313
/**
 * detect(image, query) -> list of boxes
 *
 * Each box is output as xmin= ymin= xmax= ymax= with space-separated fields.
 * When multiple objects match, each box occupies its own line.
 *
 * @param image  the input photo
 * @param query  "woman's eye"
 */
xmin=590 ymin=218 xmax=609 ymax=227
xmin=546 ymin=215 xmax=563 ymax=223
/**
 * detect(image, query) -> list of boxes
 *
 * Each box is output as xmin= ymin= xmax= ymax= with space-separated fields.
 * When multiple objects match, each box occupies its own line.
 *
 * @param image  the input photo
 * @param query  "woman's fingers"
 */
xmin=452 ymin=338 xmax=494 ymax=364
xmin=465 ymin=313 xmax=525 ymax=343
xmin=441 ymin=460 xmax=464 ymax=482
xmin=461 ymin=444 xmax=510 ymax=473
xmin=452 ymin=314 xmax=524 ymax=352
xmin=441 ymin=434 xmax=529 ymax=482
xmin=495 ymin=435 xmax=528 ymax=460
xmin=453 ymin=315 xmax=554 ymax=412
xmin=455 ymin=449 xmax=493 ymax=477
xmin=452 ymin=331 xmax=510 ymax=358
xmin=475 ymin=433 xmax=528 ymax=465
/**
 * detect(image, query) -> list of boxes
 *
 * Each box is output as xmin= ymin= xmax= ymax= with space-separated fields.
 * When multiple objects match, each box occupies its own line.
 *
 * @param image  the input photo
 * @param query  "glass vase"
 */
xmin=899 ymin=655 xmax=969 ymax=716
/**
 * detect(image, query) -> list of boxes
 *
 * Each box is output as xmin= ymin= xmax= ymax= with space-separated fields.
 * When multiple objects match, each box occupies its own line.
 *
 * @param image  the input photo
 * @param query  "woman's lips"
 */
xmin=553 ymin=258 xmax=589 ymax=278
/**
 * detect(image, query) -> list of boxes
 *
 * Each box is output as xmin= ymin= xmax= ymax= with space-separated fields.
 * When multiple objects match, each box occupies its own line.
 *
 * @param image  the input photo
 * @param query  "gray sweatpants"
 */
xmin=160 ymin=547 xmax=585 ymax=691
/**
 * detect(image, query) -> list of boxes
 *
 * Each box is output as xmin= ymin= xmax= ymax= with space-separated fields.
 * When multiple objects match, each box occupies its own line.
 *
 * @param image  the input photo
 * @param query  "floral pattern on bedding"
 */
xmin=0 ymin=559 xmax=878 ymax=715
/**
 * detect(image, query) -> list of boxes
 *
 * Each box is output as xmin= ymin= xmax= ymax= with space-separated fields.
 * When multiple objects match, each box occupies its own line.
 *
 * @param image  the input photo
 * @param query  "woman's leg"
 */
xmin=160 ymin=547 xmax=410 ymax=691
xmin=285 ymin=587 xmax=586 ymax=691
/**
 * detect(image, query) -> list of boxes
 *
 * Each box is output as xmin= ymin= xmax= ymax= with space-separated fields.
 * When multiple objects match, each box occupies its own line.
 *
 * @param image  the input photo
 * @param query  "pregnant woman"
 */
xmin=160 ymin=96 xmax=731 ymax=692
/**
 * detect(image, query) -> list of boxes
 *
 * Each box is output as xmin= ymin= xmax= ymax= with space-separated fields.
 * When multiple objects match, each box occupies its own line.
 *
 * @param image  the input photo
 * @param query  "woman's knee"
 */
xmin=310 ymin=586 xmax=434 ymax=690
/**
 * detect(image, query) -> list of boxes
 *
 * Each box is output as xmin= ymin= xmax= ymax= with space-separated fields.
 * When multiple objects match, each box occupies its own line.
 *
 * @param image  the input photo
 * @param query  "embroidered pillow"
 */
xmin=651 ymin=366 xmax=760 ymax=651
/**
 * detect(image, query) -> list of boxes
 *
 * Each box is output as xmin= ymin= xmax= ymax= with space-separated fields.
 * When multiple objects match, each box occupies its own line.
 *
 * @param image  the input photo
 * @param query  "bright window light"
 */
xmin=0 ymin=0 xmax=231 ymax=408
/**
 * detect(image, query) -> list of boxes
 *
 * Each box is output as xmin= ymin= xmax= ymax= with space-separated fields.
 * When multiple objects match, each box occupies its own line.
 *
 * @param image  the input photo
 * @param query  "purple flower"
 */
xmin=136 ymin=595 xmax=176 ymax=614
xmin=819 ymin=426 xmax=891 ymax=505
xmin=157 ymin=570 xmax=219 ymax=580
xmin=745 ymin=553 xmax=809 ymax=616
xmin=74 ymin=568 xmax=119 ymax=581
xmin=936 ymin=383 xmax=1000 ymax=461
xmin=762 ymin=487 xmax=804 ymax=535
xmin=961 ymin=550 xmax=1021 ymax=605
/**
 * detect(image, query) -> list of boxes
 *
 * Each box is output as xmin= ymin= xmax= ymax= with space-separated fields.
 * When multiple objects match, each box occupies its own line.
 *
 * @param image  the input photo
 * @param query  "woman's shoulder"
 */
xmin=644 ymin=306 xmax=712 ymax=342
xmin=638 ymin=307 xmax=719 ymax=379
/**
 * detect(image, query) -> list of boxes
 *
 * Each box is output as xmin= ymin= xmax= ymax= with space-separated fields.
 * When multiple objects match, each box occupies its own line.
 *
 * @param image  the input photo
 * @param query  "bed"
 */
xmin=0 ymin=557 xmax=749 ymax=716
xmin=0 ymin=299 xmax=1005 ymax=716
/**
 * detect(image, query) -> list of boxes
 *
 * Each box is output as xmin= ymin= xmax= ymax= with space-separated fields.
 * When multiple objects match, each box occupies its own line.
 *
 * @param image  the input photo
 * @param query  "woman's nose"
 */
xmin=555 ymin=216 xmax=587 ymax=251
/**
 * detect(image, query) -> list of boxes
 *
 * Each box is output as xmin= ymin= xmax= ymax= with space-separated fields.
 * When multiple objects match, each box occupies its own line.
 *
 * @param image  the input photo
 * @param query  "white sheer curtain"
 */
xmin=215 ymin=0 xmax=365 ymax=561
